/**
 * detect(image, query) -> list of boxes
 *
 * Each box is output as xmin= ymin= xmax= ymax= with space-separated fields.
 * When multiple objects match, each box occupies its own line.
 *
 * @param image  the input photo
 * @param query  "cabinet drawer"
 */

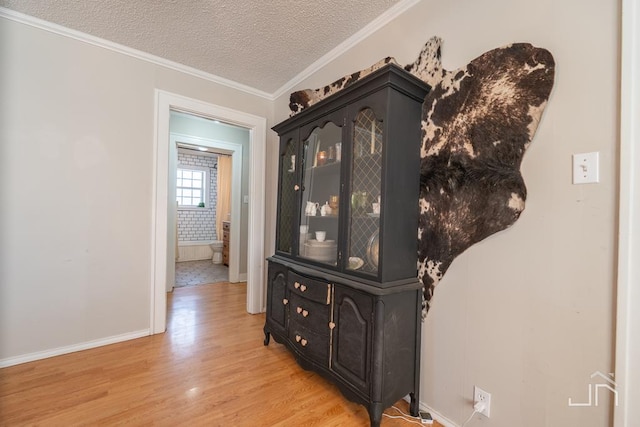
xmin=289 ymin=293 xmax=330 ymax=336
xmin=288 ymin=272 xmax=331 ymax=305
xmin=288 ymin=324 xmax=329 ymax=365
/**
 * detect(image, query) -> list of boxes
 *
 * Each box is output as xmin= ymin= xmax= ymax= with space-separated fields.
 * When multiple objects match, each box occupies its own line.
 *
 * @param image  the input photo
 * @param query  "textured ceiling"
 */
xmin=0 ymin=0 xmax=401 ymax=94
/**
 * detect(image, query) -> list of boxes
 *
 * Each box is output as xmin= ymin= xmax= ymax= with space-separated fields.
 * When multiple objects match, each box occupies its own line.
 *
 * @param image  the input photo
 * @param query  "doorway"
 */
xmin=168 ymin=129 xmax=244 ymax=288
xmin=170 ymin=135 xmax=239 ymax=289
xmin=153 ymin=90 xmax=267 ymax=334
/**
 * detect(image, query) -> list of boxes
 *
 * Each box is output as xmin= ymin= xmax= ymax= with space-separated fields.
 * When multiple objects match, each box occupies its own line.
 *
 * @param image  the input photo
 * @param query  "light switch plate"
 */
xmin=572 ymin=152 xmax=599 ymax=184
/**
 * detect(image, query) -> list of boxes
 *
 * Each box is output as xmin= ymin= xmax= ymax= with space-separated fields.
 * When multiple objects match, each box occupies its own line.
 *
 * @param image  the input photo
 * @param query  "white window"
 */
xmin=177 ymin=166 xmax=208 ymax=208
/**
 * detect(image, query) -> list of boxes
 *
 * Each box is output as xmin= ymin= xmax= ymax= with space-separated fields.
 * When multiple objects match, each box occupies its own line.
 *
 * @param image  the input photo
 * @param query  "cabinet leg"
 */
xmin=263 ymin=329 xmax=270 ymax=346
xmin=409 ymin=392 xmax=419 ymax=417
xmin=368 ymin=403 xmax=383 ymax=427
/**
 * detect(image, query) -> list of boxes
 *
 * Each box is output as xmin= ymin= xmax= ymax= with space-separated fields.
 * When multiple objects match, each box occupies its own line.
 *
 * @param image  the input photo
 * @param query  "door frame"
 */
xmin=615 ymin=0 xmax=640 ymax=425
xmin=152 ymin=90 xmax=267 ymax=333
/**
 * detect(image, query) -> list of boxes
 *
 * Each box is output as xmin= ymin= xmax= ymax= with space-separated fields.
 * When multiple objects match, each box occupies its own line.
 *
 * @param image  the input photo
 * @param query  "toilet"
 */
xmin=210 ymin=241 xmax=223 ymax=264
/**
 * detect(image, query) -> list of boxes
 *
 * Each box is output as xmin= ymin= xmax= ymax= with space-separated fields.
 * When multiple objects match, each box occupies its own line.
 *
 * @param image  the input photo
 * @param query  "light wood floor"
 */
xmin=0 ymin=283 xmax=442 ymax=426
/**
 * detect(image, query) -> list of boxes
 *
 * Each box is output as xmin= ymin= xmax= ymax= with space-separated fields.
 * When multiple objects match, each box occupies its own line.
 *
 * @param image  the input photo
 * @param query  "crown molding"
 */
xmin=1 ymin=0 xmax=419 ymax=102
xmin=271 ymin=0 xmax=422 ymax=100
xmin=0 ymin=7 xmax=274 ymax=100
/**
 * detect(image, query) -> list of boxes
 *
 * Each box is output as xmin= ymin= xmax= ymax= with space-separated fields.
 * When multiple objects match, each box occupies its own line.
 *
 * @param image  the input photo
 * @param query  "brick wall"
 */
xmin=177 ymin=152 xmax=218 ymax=241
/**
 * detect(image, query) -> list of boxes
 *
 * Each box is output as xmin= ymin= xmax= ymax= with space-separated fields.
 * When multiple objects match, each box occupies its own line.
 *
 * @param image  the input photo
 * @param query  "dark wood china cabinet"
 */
xmin=264 ymin=64 xmax=429 ymax=427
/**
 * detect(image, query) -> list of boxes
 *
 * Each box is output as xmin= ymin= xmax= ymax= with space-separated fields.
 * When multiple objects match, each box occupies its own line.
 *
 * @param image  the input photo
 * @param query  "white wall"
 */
xmin=273 ymin=0 xmax=619 ymax=425
xmin=0 ymin=16 xmax=272 ymax=363
xmin=176 ymin=151 xmax=218 ymax=241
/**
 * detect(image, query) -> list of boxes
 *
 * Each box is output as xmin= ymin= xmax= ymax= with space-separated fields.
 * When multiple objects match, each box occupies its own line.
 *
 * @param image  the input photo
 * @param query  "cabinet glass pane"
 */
xmin=299 ymin=122 xmax=342 ymax=266
xmin=347 ymin=108 xmax=382 ymax=275
xmin=277 ymin=138 xmax=297 ymax=254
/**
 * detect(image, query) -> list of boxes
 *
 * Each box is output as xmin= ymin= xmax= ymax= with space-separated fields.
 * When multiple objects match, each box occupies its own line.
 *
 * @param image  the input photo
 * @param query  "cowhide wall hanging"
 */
xmin=289 ymin=36 xmax=556 ymax=317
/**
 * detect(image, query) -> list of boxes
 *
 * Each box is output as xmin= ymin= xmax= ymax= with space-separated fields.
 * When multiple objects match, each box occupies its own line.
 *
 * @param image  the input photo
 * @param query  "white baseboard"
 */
xmin=0 ymin=329 xmax=149 ymax=368
xmin=237 ymin=273 xmax=247 ymax=282
xmin=420 ymin=403 xmax=458 ymax=427
xmin=402 ymin=396 xmax=459 ymax=427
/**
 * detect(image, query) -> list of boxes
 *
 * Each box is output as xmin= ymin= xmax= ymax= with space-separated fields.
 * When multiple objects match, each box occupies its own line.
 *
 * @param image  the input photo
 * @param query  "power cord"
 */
xmin=382 ymin=401 xmax=485 ymax=426
xmin=461 ymin=401 xmax=486 ymax=427
xmin=382 ymin=405 xmax=424 ymax=425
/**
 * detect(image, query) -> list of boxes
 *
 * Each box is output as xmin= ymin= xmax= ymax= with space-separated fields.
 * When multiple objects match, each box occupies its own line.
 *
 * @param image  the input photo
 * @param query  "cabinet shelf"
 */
xmin=311 ymin=161 xmax=340 ymax=170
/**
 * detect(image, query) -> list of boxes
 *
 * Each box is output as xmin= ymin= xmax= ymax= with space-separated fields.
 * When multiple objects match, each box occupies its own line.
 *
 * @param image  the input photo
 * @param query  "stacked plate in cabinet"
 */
xmin=304 ymin=239 xmax=337 ymax=262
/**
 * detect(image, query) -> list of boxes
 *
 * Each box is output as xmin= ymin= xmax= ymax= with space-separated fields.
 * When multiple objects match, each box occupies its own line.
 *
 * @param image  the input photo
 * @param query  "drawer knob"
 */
xmin=294 ymin=184 xmax=300 ymax=191
xmin=302 ymin=310 xmax=309 ymax=318
xmin=329 ymin=322 xmax=336 ymax=330
xmin=300 ymin=339 xmax=308 ymax=347
xmin=283 ymin=298 xmax=288 ymax=305
xmin=296 ymin=306 xmax=302 ymax=314
xmin=294 ymin=282 xmax=300 ymax=289
xmin=300 ymin=284 xmax=307 ymax=292
xmin=295 ymin=335 xmax=301 ymax=342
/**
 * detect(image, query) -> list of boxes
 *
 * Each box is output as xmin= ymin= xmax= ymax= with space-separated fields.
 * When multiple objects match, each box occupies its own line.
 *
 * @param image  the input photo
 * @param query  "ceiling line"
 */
xmin=0 ymin=1 xmax=421 ymax=102
xmin=0 ymin=6 xmax=273 ymax=100
xmin=271 ymin=0 xmax=422 ymax=99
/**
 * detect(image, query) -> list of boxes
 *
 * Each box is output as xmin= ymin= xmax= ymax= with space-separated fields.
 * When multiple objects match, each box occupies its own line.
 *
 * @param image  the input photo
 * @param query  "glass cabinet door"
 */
xmin=276 ymin=136 xmax=297 ymax=254
xmin=298 ymin=121 xmax=342 ymax=266
xmin=347 ymin=108 xmax=382 ymax=275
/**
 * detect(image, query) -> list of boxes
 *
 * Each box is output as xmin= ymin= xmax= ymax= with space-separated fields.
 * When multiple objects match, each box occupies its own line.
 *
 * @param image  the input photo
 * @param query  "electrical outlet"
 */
xmin=474 ymin=386 xmax=491 ymax=418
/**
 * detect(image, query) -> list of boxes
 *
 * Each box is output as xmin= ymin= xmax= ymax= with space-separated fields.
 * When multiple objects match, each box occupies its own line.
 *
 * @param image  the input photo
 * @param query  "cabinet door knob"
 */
xmin=329 ymin=322 xmax=336 ymax=330
xmin=282 ymin=298 xmax=288 ymax=305
xmin=294 ymin=282 xmax=300 ymax=289
xmin=295 ymin=335 xmax=301 ymax=342
xmin=296 ymin=306 xmax=302 ymax=314
xmin=302 ymin=310 xmax=309 ymax=318
xmin=294 ymin=184 xmax=300 ymax=191
xmin=300 ymin=284 xmax=307 ymax=292
xmin=300 ymin=339 xmax=308 ymax=347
